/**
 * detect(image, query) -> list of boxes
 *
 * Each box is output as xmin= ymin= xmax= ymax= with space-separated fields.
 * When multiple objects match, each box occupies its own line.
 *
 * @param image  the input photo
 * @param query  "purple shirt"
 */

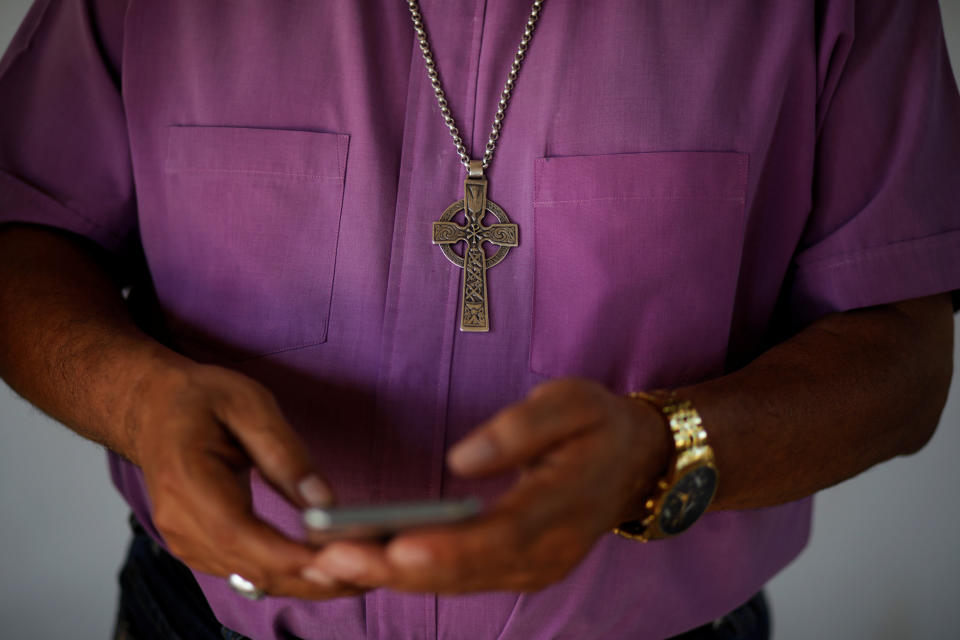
xmin=3 ymin=1 xmax=960 ymax=638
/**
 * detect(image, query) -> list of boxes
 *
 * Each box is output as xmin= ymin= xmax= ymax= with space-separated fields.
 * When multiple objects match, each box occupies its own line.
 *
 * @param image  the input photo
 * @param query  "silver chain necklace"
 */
xmin=408 ymin=0 xmax=546 ymax=333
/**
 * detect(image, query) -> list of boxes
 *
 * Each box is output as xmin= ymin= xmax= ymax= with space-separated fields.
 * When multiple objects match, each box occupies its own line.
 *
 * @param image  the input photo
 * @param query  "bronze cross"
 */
xmin=433 ymin=165 xmax=518 ymax=332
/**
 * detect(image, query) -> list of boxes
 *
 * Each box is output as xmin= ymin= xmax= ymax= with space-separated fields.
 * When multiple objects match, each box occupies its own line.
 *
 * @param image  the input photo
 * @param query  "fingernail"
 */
xmin=301 ymin=566 xmax=337 ymax=587
xmin=322 ymin=548 xmax=369 ymax=579
xmin=388 ymin=543 xmax=432 ymax=568
xmin=298 ymin=475 xmax=333 ymax=507
xmin=448 ymin=437 xmax=497 ymax=472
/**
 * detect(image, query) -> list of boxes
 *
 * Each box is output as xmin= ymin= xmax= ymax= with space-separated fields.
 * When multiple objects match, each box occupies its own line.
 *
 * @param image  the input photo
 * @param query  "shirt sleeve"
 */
xmin=0 ymin=0 xmax=135 ymax=261
xmin=787 ymin=0 xmax=960 ymax=325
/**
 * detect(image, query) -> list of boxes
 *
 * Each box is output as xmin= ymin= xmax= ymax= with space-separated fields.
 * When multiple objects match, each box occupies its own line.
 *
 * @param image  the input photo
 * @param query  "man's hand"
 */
xmin=304 ymin=379 xmax=670 ymax=593
xmin=303 ymin=294 xmax=953 ymax=593
xmin=131 ymin=359 xmax=366 ymax=600
xmin=0 ymin=225 xmax=368 ymax=600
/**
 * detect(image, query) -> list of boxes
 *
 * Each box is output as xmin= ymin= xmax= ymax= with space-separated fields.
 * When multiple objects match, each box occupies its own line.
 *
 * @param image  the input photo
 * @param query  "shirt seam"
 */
xmin=793 ymin=228 xmax=960 ymax=274
xmin=0 ymin=168 xmax=123 ymax=242
xmin=162 ymin=167 xmax=342 ymax=180
xmin=533 ymin=194 xmax=747 ymax=205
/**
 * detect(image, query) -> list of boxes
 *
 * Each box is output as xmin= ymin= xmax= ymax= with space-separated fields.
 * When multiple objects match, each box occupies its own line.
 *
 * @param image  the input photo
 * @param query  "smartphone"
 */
xmin=303 ymin=497 xmax=483 ymax=545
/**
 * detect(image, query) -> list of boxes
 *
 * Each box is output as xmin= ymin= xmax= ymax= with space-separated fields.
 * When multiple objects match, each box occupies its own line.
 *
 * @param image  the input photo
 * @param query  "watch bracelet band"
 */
xmin=632 ymin=391 xmax=709 ymax=452
xmin=612 ymin=390 xmax=712 ymax=542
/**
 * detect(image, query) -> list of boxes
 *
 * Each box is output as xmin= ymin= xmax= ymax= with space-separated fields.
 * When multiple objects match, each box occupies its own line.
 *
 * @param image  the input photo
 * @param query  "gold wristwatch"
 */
xmin=613 ymin=391 xmax=718 ymax=542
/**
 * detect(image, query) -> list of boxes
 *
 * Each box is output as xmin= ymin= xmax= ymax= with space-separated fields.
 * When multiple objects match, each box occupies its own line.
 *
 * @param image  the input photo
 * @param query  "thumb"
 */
xmin=212 ymin=382 xmax=334 ymax=508
xmin=447 ymin=383 xmax=604 ymax=477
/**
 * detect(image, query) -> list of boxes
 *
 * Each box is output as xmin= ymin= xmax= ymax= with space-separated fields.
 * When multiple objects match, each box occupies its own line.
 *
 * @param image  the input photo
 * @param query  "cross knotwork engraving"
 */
xmin=433 ymin=174 xmax=518 ymax=332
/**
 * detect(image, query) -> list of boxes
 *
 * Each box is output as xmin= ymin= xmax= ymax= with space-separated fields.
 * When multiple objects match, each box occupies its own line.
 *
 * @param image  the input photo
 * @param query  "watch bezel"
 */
xmin=650 ymin=450 xmax=718 ymax=538
xmin=613 ymin=447 xmax=718 ymax=542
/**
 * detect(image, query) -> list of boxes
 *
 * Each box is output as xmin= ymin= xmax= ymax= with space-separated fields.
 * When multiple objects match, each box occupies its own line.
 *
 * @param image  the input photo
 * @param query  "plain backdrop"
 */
xmin=1 ymin=1 xmax=959 ymax=638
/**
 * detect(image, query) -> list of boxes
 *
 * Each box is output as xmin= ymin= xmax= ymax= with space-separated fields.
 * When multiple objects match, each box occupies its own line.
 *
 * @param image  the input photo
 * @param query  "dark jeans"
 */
xmin=669 ymin=592 xmax=770 ymax=640
xmin=114 ymin=515 xmax=769 ymax=640
xmin=113 ymin=515 xmax=250 ymax=640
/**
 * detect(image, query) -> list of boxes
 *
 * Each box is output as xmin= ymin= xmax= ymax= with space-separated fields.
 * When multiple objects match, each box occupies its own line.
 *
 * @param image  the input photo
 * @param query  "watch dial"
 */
xmin=658 ymin=467 xmax=718 ymax=536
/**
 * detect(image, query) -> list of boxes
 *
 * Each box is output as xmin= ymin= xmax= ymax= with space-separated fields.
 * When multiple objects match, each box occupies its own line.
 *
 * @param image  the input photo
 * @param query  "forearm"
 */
xmin=0 ymin=223 xmax=189 ymax=463
xmin=309 ymin=301 xmax=954 ymax=591
xmin=681 ymin=293 xmax=954 ymax=511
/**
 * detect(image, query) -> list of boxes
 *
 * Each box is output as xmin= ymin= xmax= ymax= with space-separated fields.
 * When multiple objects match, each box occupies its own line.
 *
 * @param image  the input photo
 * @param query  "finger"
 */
xmin=447 ymin=380 xmax=607 ymax=476
xmin=188 ymin=546 xmax=368 ymax=601
xmin=270 ymin=571 xmax=369 ymax=600
xmin=392 ymin=453 xmax=602 ymax=592
xmin=212 ymin=378 xmax=333 ymax=508
xmin=309 ymin=528 xmax=491 ymax=592
xmin=222 ymin=531 xmax=372 ymax=601
xmin=386 ymin=510 xmax=527 ymax=592
xmin=315 ymin=483 xmax=566 ymax=593
xmin=310 ymin=457 xmax=602 ymax=593
xmin=168 ymin=504 xmax=369 ymax=601
xmin=308 ymin=541 xmax=396 ymax=588
xmin=171 ymin=448 xmax=320 ymax=588
xmin=383 ymin=494 xmax=576 ymax=595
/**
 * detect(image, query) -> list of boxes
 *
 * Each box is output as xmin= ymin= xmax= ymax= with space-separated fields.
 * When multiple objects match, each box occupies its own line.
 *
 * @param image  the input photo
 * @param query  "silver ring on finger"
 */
xmin=228 ymin=573 xmax=266 ymax=600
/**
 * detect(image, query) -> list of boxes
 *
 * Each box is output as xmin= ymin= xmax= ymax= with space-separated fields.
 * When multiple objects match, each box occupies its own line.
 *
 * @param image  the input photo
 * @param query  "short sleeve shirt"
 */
xmin=2 ymin=1 xmax=959 ymax=638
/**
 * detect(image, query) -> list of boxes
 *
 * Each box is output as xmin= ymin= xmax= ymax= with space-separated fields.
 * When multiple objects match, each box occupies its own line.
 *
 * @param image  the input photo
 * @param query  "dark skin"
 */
xmin=308 ymin=295 xmax=954 ymax=592
xmin=0 ymin=223 xmax=953 ymax=597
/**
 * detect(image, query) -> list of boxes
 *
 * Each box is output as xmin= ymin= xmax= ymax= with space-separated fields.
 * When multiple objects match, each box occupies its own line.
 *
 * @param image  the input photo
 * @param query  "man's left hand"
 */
xmin=304 ymin=379 xmax=670 ymax=594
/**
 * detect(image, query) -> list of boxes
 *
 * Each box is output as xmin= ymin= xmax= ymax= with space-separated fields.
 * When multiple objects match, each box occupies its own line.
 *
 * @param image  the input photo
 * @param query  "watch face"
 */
xmin=658 ymin=466 xmax=718 ymax=536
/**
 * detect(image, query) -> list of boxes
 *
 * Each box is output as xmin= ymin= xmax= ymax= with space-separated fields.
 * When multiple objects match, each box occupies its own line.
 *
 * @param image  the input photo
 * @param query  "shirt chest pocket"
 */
xmin=158 ymin=125 xmax=349 ymax=361
xmin=530 ymin=151 xmax=749 ymax=391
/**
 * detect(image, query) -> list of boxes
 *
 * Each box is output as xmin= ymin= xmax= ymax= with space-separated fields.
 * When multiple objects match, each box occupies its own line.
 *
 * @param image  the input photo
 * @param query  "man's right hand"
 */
xmin=0 ymin=225 xmax=358 ymax=599
xmin=129 ymin=358 xmax=364 ymax=599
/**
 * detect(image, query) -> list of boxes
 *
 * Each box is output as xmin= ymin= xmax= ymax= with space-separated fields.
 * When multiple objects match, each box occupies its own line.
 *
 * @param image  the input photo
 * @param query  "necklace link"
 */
xmin=407 ymin=0 xmax=546 ymax=172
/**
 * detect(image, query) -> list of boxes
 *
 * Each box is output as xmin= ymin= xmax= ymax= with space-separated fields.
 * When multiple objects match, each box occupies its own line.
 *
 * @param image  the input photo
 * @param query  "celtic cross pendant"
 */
xmin=432 ymin=161 xmax=518 ymax=332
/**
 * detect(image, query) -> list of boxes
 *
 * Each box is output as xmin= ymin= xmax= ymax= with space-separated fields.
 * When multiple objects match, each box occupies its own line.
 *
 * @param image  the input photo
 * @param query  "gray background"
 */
xmin=0 ymin=1 xmax=958 ymax=637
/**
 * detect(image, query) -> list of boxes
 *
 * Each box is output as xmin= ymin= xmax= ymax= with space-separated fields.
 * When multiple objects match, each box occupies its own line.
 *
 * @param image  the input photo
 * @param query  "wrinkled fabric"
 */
xmin=2 ymin=1 xmax=959 ymax=638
